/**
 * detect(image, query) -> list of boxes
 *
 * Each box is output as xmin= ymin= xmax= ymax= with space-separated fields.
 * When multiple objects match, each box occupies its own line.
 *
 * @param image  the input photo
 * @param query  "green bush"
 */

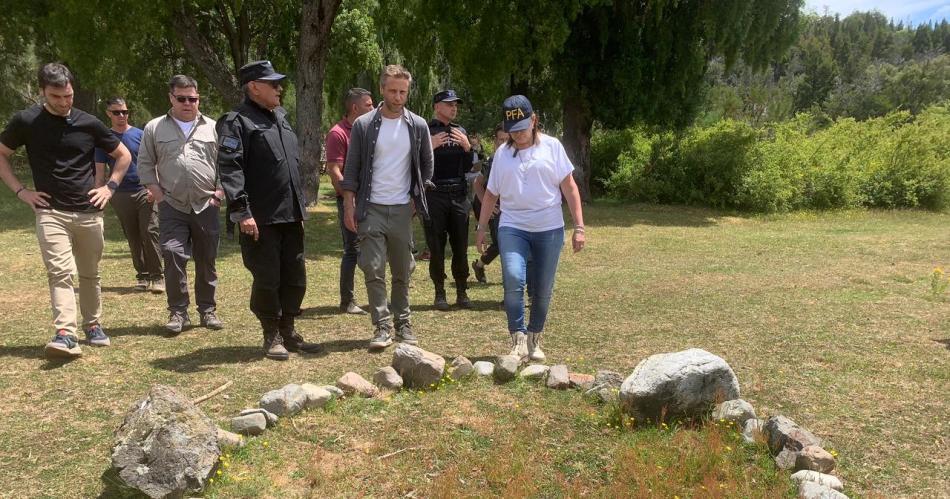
xmin=596 ymin=102 xmax=950 ymax=212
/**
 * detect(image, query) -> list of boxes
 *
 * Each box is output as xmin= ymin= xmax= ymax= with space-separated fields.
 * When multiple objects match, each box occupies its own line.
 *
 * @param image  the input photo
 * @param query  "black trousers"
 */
xmin=425 ymin=191 xmax=470 ymax=288
xmin=239 ymin=222 xmax=306 ymax=323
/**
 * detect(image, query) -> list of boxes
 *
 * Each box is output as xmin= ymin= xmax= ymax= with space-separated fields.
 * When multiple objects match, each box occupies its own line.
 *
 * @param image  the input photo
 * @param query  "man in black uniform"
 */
xmin=216 ymin=60 xmax=321 ymax=360
xmin=426 ymin=90 xmax=474 ymax=310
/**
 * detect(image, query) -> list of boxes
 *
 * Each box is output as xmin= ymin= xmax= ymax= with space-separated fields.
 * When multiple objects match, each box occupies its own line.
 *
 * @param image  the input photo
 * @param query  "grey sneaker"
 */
xmin=84 ymin=324 xmax=111 ymax=347
xmin=509 ymin=332 xmax=528 ymax=359
xmin=527 ymin=332 xmax=545 ymax=361
xmin=45 ymin=331 xmax=82 ymax=359
xmin=200 ymin=311 xmax=224 ymax=330
xmin=135 ymin=279 xmax=148 ymax=291
xmin=368 ymin=324 xmax=394 ymax=350
xmin=395 ymin=322 xmax=418 ymax=345
xmin=165 ymin=311 xmax=191 ymax=335
xmin=341 ymin=301 xmax=367 ymax=315
xmin=150 ymin=278 xmax=165 ymax=294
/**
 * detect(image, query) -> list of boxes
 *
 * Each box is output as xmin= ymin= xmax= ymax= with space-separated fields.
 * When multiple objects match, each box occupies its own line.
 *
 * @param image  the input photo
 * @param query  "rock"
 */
xmin=391 ymin=344 xmax=446 ymax=389
xmin=473 ymin=361 xmax=495 ymax=376
xmin=111 ymin=385 xmax=220 ymax=498
xmin=799 ymin=481 xmax=849 ymax=499
xmin=519 ymin=364 xmax=549 ymax=380
xmin=216 ymin=427 xmax=245 ymax=449
xmin=742 ymin=418 xmax=764 ymax=444
xmin=587 ymin=386 xmax=618 ymax=403
xmin=712 ymin=399 xmax=756 ymax=426
xmin=259 ymin=384 xmax=308 ymax=417
xmin=450 ymin=356 xmax=474 ymax=380
xmin=373 ymin=366 xmax=404 ymax=390
xmin=239 ymin=408 xmax=278 ymax=427
xmin=494 ymin=355 xmax=520 ymax=382
xmin=301 ymin=383 xmax=332 ymax=409
xmin=546 ymin=364 xmax=570 ymax=389
xmin=231 ymin=413 xmax=267 ymax=436
xmin=568 ymin=372 xmax=595 ymax=390
xmin=796 ymin=445 xmax=837 ymax=473
xmin=774 ymin=448 xmax=799 ymax=470
xmin=594 ymin=370 xmax=624 ymax=388
xmin=790 ymin=470 xmax=844 ymax=491
xmin=337 ymin=372 xmax=379 ymax=398
xmin=619 ymin=349 xmax=740 ymax=423
xmin=764 ymin=415 xmax=822 ymax=456
xmin=321 ymin=385 xmax=345 ymax=398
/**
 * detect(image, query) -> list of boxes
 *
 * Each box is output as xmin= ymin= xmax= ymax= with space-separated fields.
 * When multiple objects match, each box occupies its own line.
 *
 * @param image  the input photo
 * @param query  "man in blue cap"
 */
xmin=217 ymin=60 xmax=321 ymax=360
xmin=426 ymin=89 xmax=474 ymax=310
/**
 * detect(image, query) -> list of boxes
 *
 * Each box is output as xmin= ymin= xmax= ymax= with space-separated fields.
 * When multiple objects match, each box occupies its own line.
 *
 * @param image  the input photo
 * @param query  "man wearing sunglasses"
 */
xmin=217 ymin=60 xmax=319 ymax=360
xmin=138 ymin=75 xmax=225 ymax=336
xmin=94 ymin=98 xmax=164 ymax=294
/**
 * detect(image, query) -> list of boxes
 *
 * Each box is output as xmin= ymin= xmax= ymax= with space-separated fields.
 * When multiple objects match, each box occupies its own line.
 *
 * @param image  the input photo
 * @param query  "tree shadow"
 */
xmin=934 ymin=338 xmax=950 ymax=350
xmin=150 ymin=346 xmax=264 ymax=373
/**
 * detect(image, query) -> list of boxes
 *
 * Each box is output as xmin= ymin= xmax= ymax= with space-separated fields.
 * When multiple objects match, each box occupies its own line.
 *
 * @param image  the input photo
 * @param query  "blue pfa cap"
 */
xmin=502 ymin=95 xmax=533 ymax=132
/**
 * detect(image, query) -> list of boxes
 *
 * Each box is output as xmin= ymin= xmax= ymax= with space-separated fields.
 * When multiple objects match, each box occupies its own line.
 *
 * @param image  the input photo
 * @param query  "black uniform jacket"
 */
xmin=216 ymin=97 xmax=307 ymax=225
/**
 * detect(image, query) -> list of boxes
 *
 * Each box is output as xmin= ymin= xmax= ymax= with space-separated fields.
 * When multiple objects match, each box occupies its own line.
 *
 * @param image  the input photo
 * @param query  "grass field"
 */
xmin=0 ymin=179 xmax=947 ymax=498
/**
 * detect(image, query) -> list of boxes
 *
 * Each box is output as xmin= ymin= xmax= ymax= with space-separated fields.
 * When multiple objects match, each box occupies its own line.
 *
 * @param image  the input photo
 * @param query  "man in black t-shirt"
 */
xmin=0 ymin=63 xmax=131 ymax=359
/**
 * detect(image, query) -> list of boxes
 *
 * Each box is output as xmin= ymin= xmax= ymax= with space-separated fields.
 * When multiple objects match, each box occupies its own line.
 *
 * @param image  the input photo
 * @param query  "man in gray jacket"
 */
xmin=342 ymin=64 xmax=433 ymax=350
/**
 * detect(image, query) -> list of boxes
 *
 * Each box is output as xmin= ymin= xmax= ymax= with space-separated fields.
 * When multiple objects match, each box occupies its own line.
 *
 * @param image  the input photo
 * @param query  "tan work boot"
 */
xmin=263 ymin=331 xmax=289 ymax=360
xmin=509 ymin=332 xmax=528 ymax=359
xmin=527 ymin=332 xmax=546 ymax=361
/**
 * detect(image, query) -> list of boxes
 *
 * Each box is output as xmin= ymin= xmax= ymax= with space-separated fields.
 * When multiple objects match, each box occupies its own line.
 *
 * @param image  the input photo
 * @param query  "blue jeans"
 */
xmin=498 ymin=226 xmax=564 ymax=334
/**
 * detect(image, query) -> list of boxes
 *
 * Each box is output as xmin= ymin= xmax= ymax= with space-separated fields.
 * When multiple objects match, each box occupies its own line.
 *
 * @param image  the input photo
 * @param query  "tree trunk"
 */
xmin=561 ymin=95 xmax=593 ymax=203
xmin=296 ymin=0 xmax=342 ymax=206
xmin=169 ymin=2 xmax=242 ymax=106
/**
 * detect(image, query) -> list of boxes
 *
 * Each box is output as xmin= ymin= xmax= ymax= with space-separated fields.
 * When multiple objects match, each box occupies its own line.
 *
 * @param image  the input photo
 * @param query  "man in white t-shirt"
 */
xmin=341 ymin=65 xmax=434 ymax=350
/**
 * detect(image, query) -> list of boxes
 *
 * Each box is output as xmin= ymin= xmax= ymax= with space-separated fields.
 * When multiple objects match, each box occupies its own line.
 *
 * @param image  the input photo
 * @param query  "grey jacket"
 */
xmin=341 ymin=105 xmax=433 ymax=222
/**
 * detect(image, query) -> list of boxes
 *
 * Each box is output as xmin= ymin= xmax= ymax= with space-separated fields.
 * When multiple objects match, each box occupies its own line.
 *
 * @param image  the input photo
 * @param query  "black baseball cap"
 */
xmin=502 ymin=95 xmax=533 ymax=132
xmin=239 ymin=60 xmax=286 ymax=86
xmin=433 ymin=89 xmax=462 ymax=104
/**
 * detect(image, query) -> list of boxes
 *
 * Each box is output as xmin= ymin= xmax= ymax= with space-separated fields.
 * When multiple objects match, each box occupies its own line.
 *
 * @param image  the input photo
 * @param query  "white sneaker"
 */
xmin=509 ymin=332 xmax=528 ymax=359
xmin=527 ymin=332 xmax=545 ymax=361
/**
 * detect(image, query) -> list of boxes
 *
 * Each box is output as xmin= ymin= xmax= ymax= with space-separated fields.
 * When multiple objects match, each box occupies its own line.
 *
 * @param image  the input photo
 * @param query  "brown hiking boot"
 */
xmin=263 ymin=332 xmax=289 ymax=360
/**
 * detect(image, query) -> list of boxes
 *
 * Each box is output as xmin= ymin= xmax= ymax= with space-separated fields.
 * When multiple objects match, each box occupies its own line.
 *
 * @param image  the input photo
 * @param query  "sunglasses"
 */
xmin=109 ymin=110 xmax=130 ymax=116
xmin=173 ymin=95 xmax=199 ymax=103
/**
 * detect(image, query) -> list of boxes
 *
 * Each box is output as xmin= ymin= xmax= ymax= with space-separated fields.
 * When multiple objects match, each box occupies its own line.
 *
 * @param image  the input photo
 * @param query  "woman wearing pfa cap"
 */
xmin=475 ymin=95 xmax=585 ymax=361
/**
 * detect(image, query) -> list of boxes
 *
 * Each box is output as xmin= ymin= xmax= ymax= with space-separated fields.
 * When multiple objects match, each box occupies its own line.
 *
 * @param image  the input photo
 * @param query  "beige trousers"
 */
xmin=35 ymin=209 xmax=104 ymax=334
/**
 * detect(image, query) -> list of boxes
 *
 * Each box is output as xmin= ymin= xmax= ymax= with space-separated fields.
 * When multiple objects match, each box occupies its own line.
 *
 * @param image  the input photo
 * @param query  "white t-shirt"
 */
xmin=370 ymin=116 xmax=412 ymax=205
xmin=173 ymin=117 xmax=195 ymax=137
xmin=486 ymin=134 xmax=574 ymax=232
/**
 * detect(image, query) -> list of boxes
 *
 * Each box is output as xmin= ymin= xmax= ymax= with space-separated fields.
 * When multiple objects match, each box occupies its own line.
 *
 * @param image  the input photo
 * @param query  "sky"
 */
xmin=805 ymin=0 xmax=950 ymax=25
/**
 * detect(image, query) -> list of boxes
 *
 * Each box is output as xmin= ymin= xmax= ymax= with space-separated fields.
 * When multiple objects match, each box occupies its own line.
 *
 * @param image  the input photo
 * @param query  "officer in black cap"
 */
xmin=426 ymin=89 xmax=474 ymax=310
xmin=216 ymin=60 xmax=321 ymax=360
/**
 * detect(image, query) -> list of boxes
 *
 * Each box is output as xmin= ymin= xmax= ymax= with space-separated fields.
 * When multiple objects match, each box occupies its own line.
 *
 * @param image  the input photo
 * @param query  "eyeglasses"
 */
xmin=109 ymin=110 xmax=130 ymax=116
xmin=173 ymin=96 xmax=199 ymax=103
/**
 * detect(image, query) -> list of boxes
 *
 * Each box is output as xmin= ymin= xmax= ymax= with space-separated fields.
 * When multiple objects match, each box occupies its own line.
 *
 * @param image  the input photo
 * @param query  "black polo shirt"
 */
xmin=0 ymin=105 xmax=119 ymax=212
xmin=428 ymin=119 xmax=472 ymax=184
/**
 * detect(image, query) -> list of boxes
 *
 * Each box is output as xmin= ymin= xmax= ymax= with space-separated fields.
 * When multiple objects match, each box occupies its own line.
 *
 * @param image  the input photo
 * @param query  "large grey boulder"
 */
xmin=494 ymin=355 xmax=520 ymax=382
xmin=392 ymin=344 xmax=445 ymax=389
xmin=763 ymin=415 xmax=822 ymax=456
xmin=111 ymin=385 xmax=220 ymax=498
xmin=619 ymin=349 xmax=740 ymax=422
xmin=259 ymin=384 xmax=308 ymax=417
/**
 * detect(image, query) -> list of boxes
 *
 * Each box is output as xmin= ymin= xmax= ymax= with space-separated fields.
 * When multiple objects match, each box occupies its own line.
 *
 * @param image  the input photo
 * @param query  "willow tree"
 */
xmin=385 ymin=0 xmax=802 ymax=201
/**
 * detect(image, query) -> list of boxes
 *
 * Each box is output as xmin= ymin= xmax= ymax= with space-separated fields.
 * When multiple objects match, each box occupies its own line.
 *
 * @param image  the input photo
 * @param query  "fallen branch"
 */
xmin=377 ymin=446 xmax=420 ymax=460
xmin=192 ymin=380 xmax=233 ymax=404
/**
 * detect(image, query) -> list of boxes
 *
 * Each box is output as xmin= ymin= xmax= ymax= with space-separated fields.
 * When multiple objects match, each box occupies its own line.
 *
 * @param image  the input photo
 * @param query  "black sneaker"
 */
xmin=368 ymin=324 xmax=394 ymax=350
xmin=281 ymin=329 xmax=323 ymax=353
xmin=395 ymin=322 xmax=418 ymax=345
xmin=84 ymin=324 xmax=111 ymax=347
xmin=456 ymin=289 xmax=472 ymax=309
xmin=45 ymin=330 xmax=82 ymax=359
xmin=200 ymin=311 xmax=224 ymax=330
xmin=433 ymin=290 xmax=450 ymax=311
xmin=472 ymin=260 xmax=486 ymax=283
xmin=165 ymin=311 xmax=191 ymax=335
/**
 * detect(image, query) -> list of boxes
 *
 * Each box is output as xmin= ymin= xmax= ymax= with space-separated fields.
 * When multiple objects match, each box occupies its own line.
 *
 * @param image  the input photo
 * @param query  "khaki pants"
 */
xmin=35 ymin=209 xmax=104 ymax=334
xmin=357 ymin=203 xmax=414 ymax=327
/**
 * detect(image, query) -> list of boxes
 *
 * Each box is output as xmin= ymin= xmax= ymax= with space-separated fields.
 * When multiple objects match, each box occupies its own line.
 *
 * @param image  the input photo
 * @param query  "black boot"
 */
xmin=433 ymin=284 xmax=449 ymax=311
xmin=279 ymin=316 xmax=322 ymax=354
xmin=456 ymin=282 xmax=472 ymax=309
xmin=262 ymin=320 xmax=289 ymax=360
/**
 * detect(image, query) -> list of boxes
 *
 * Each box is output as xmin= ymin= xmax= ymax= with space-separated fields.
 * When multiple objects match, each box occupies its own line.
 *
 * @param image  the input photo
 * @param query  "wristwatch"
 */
xmin=106 ymin=181 xmax=118 ymax=191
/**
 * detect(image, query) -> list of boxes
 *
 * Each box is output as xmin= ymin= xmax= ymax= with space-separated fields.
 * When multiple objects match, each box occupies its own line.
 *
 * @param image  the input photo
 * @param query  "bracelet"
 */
xmin=573 ymin=225 xmax=585 ymax=232
xmin=14 ymin=187 xmax=25 ymax=197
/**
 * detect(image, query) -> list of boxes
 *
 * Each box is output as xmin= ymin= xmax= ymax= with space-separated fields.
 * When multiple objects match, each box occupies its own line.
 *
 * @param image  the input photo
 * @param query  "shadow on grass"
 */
xmin=150 ymin=346 xmax=263 ymax=372
xmin=0 ymin=344 xmax=45 ymax=360
xmin=934 ymin=338 xmax=950 ymax=350
xmin=106 ymin=325 xmax=162 ymax=338
xmin=101 ymin=286 xmax=142 ymax=295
